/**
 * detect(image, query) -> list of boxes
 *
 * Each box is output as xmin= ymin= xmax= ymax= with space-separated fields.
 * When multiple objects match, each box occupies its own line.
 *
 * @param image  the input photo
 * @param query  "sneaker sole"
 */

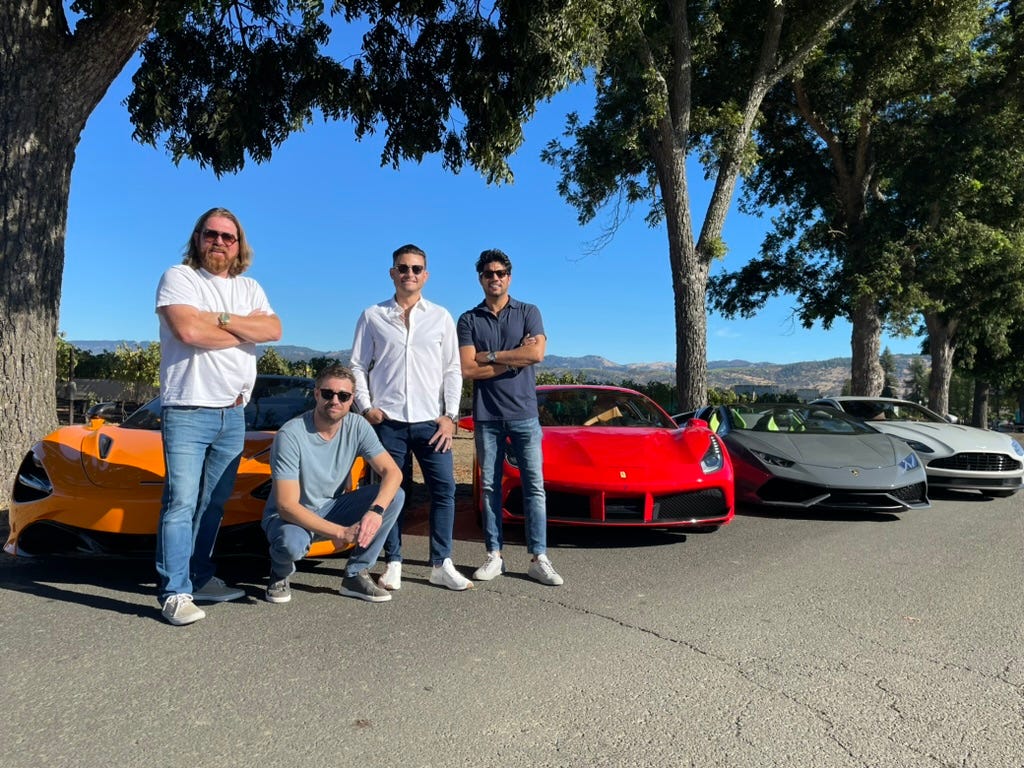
xmin=473 ymin=565 xmax=506 ymax=581
xmin=265 ymin=592 xmax=292 ymax=604
xmin=529 ymin=576 xmax=564 ymax=586
xmin=378 ymin=579 xmax=401 ymax=591
xmin=339 ymin=587 xmax=392 ymax=603
xmin=163 ymin=609 xmax=206 ymax=626
xmin=429 ymin=574 xmax=474 ymax=591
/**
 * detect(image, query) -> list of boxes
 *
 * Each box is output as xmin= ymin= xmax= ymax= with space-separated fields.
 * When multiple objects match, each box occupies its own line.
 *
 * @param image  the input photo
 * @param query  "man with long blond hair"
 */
xmin=154 ymin=207 xmax=282 ymax=625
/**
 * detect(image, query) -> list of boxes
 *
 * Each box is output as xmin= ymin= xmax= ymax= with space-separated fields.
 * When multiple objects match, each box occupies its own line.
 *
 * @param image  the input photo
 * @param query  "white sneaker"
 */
xmin=378 ymin=561 xmax=402 ymax=591
xmin=527 ymin=554 xmax=564 ymax=586
xmin=161 ymin=594 xmax=206 ymax=626
xmin=429 ymin=558 xmax=474 ymax=591
xmin=473 ymin=551 xmax=506 ymax=581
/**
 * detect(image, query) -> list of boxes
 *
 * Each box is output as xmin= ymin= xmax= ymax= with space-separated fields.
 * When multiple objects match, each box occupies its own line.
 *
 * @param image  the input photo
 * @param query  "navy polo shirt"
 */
xmin=456 ymin=297 xmax=545 ymax=422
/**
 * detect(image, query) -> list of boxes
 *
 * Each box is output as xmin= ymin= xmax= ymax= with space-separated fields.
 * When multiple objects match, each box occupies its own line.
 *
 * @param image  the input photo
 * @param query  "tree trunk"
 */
xmin=849 ymin=294 xmax=883 ymax=395
xmin=971 ymin=379 xmax=989 ymax=428
xmin=924 ymin=311 xmax=957 ymax=416
xmin=0 ymin=6 xmax=158 ymax=503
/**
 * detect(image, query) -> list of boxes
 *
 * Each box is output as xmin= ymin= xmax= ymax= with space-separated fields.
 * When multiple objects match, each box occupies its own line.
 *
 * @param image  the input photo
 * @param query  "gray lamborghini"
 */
xmin=693 ymin=404 xmax=930 ymax=513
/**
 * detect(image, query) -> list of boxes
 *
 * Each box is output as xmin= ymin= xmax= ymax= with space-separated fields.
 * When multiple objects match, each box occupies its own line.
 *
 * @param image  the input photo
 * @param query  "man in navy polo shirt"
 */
xmin=456 ymin=249 xmax=564 ymax=586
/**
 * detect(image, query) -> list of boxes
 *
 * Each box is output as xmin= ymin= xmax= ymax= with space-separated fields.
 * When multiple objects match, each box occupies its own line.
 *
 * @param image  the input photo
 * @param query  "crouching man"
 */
xmin=262 ymin=365 xmax=404 ymax=603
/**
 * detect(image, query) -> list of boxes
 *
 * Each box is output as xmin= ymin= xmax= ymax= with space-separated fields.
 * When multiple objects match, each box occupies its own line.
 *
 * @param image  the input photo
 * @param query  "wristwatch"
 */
xmin=368 ymin=504 xmax=385 ymax=516
xmin=486 ymin=350 xmax=497 ymax=363
xmin=217 ymin=312 xmax=231 ymax=327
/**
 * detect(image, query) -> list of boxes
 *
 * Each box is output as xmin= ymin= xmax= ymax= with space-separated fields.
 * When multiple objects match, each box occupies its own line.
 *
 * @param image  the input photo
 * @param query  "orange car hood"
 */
xmin=70 ymin=424 xmax=274 ymax=488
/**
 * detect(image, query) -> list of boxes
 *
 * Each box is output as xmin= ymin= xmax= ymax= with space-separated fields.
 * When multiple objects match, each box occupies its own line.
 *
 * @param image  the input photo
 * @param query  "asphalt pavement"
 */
xmin=2 ymin=491 xmax=1022 ymax=768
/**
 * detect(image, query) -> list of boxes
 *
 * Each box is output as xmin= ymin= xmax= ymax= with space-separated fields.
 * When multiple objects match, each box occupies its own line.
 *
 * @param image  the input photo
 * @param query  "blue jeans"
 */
xmin=156 ymin=404 xmax=245 ymax=602
xmin=375 ymin=420 xmax=457 ymax=566
xmin=262 ymin=485 xmax=404 ymax=579
xmin=475 ymin=418 xmax=547 ymax=555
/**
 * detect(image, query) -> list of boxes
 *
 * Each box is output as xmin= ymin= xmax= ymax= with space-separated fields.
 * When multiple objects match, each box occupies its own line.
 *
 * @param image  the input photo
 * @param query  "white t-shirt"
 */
xmin=155 ymin=264 xmax=274 ymax=407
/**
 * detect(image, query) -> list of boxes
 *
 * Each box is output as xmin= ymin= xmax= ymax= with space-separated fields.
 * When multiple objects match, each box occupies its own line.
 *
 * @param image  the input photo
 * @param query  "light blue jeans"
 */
xmin=156 ymin=404 xmax=245 ymax=602
xmin=263 ymin=485 xmax=404 ymax=580
xmin=475 ymin=418 xmax=547 ymax=555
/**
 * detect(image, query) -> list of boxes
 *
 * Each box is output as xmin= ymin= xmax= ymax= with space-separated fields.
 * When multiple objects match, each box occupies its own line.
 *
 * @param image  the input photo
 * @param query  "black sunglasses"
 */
xmin=319 ymin=388 xmax=353 ymax=403
xmin=481 ymin=269 xmax=509 ymax=279
xmin=394 ymin=264 xmax=424 ymax=275
xmin=201 ymin=228 xmax=238 ymax=246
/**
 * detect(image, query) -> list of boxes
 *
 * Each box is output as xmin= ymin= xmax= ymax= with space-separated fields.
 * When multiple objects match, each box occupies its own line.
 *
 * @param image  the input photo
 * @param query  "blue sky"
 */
xmin=61 ymin=61 xmax=922 ymax=366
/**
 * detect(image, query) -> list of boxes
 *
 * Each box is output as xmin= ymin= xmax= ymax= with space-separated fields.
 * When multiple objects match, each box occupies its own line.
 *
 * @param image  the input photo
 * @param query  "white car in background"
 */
xmin=811 ymin=396 xmax=1024 ymax=498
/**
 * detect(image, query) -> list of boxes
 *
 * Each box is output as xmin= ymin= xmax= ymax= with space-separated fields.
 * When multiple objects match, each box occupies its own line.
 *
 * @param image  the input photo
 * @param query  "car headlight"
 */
xmin=898 ymin=452 xmax=920 ymax=472
xmin=750 ymin=449 xmax=794 ymax=468
xmin=700 ymin=435 xmax=725 ymax=474
xmin=1011 ymin=439 xmax=1024 ymax=457
xmin=902 ymin=439 xmax=933 ymax=454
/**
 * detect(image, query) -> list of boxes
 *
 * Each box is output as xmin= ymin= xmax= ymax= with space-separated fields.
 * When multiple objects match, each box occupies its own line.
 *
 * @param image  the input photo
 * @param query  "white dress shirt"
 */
xmin=350 ymin=296 xmax=462 ymax=422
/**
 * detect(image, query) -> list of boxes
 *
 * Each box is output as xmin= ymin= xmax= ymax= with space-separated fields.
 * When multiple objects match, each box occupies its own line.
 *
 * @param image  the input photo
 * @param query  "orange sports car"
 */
xmin=6 ymin=374 xmax=362 ymax=558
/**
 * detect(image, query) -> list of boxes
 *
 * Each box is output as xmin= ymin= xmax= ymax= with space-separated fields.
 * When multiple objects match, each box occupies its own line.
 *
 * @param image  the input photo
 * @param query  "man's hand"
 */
xmin=356 ymin=511 xmax=382 ymax=548
xmin=330 ymin=523 xmax=359 ymax=549
xmin=428 ymin=416 xmax=456 ymax=453
xmin=363 ymin=407 xmax=386 ymax=426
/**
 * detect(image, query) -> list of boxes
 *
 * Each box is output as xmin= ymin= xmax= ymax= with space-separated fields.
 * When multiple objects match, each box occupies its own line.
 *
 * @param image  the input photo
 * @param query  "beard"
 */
xmin=202 ymin=250 xmax=233 ymax=274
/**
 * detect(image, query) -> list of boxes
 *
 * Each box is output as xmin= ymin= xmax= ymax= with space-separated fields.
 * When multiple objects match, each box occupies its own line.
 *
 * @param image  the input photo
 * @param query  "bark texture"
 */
xmin=0 ymin=3 xmax=160 ymax=503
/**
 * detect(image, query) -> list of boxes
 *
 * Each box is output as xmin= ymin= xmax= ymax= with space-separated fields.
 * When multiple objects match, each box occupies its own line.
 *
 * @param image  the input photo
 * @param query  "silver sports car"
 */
xmin=811 ymin=396 xmax=1024 ymax=498
xmin=694 ymin=404 xmax=930 ymax=512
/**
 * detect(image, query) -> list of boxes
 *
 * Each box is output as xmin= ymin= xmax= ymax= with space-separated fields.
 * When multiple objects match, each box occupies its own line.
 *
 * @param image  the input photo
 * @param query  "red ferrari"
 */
xmin=461 ymin=385 xmax=735 ymax=531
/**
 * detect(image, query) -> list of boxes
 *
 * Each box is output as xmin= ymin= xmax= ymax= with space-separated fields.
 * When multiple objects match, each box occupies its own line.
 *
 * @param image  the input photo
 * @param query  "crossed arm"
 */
xmin=158 ymin=305 xmax=282 ymax=349
xmin=460 ymin=334 xmax=545 ymax=381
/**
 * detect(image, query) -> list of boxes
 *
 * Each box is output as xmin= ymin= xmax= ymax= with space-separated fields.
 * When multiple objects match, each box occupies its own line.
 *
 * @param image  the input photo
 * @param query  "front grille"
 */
xmin=758 ymin=478 xmax=925 ymax=510
xmin=508 ymin=487 xmax=729 ymax=523
xmin=654 ymin=489 xmax=729 ymax=521
xmin=506 ymin=488 xmax=594 ymax=520
xmin=890 ymin=482 xmax=928 ymax=504
xmin=929 ymin=453 xmax=1022 ymax=472
xmin=758 ymin=478 xmax=828 ymax=504
xmin=605 ymin=498 xmax=644 ymax=521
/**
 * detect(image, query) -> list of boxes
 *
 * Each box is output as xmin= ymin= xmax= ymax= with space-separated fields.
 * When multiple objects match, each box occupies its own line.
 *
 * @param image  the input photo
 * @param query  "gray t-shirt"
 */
xmin=263 ymin=411 xmax=385 ymax=520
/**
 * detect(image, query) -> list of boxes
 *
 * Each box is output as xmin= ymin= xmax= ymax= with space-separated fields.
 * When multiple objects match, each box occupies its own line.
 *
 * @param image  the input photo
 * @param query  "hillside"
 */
xmin=70 ymin=340 xmax=926 ymax=398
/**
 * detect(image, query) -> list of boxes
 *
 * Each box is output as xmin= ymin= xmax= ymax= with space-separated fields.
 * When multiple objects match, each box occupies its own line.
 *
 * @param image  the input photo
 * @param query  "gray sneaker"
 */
xmin=340 ymin=570 xmax=392 ymax=603
xmin=265 ymin=576 xmax=292 ymax=604
xmin=527 ymin=554 xmax=564 ymax=586
xmin=193 ymin=576 xmax=245 ymax=603
xmin=161 ymin=594 xmax=206 ymax=626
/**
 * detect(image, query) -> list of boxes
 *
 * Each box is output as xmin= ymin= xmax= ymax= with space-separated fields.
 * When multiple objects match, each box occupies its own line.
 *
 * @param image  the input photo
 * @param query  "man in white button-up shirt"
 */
xmin=350 ymin=244 xmax=471 ymax=592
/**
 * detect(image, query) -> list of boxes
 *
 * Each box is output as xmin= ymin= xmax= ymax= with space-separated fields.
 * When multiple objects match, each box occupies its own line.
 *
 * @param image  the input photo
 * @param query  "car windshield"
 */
xmin=838 ymin=399 xmax=942 ymax=423
xmin=120 ymin=376 xmax=315 ymax=432
xmin=733 ymin=405 xmax=878 ymax=435
xmin=537 ymin=389 xmax=676 ymax=428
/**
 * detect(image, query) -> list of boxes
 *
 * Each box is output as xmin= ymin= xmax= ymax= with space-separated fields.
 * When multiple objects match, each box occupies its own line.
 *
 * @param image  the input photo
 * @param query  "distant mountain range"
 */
xmin=70 ymin=340 xmax=928 ymax=398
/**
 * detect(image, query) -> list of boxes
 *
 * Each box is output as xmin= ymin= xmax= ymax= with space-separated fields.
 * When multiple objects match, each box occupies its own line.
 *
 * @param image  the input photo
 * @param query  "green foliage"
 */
xmin=308 ymin=356 xmax=342 ymax=376
xmin=903 ymin=357 xmax=929 ymax=403
xmin=289 ymin=360 xmax=314 ymax=377
xmin=537 ymin=370 xmax=588 ymax=385
xmin=56 ymin=334 xmax=75 ymax=381
xmin=257 ymin=346 xmax=291 ymax=375
xmin=110 ymin=343 xmax=162 ymax=400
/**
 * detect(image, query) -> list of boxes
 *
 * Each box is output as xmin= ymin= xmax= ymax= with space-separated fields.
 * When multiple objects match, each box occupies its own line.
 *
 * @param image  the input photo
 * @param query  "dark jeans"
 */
xmin=376 ymin=419 xmax=456 ymax=566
